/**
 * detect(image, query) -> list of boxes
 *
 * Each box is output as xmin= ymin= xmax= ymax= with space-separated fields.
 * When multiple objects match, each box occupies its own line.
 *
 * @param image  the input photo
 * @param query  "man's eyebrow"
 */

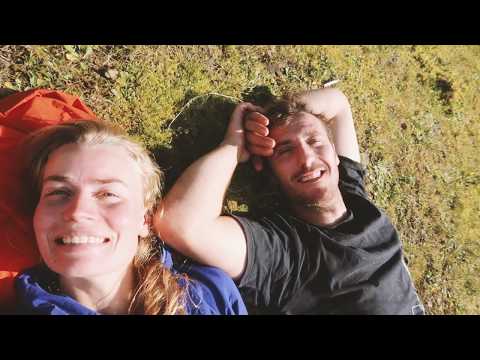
xmin=305 ymin=130 xmax=324 ymax=138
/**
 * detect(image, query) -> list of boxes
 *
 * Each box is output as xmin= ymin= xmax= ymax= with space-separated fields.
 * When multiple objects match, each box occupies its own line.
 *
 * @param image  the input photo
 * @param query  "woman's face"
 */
xmin=33 ymin=143 xmax=149 ymax=279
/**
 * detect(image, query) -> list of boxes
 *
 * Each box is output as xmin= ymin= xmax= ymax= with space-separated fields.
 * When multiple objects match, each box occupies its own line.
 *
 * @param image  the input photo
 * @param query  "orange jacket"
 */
xmin=0 ymin=89 xmax=96 ymax=311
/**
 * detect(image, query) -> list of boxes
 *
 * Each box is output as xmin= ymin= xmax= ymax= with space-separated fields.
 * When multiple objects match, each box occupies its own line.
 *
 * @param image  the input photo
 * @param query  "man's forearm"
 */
xmin=297 ymin=88 xmax=350 ymax=121
xmin=153 ymin=102 xmax=260 ymax=276
xmin=298 ymin=88 xmax=361 ymax=162
xmin=154 ymin=143 xmax=239 ymax=241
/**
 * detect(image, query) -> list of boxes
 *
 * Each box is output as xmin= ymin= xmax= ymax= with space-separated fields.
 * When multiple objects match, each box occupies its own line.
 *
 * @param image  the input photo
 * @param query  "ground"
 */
xmin=1 ymin=45 xmax=478 ymax=314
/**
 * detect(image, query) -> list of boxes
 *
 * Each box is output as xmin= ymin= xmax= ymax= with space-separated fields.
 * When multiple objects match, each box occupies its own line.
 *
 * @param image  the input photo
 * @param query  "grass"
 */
xmin=1 ymin=45 xmax=478 ymax=314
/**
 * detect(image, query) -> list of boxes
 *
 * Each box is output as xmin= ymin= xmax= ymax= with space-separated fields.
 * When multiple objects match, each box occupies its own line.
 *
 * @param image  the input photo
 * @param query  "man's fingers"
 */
xmin=232 ymin=103 xmax=260 ymax=120
xmin=245 ymin=119 xmax=269 ymax=136
xmin=248 ymin=104 xmax=265 ymax=113
xmin=246 ymin=132 xmax=275 ymax=148
xmin=245 ymin=111 xmax=269 ymax=126
xmin=247 ymin=144 xmax=274 ymax=157
xmin=238 ymin=103 xmax=264 ymax=115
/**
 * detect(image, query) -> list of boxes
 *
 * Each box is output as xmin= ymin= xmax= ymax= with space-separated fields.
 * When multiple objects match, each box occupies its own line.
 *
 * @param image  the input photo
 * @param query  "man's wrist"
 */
xmin=219 ymin=140 xmax=243 ymax=163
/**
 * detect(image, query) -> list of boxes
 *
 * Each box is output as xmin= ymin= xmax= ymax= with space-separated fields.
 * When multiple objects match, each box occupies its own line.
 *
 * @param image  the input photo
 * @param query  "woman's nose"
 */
xmin=63 ymin=192 xmax=96 ymax=222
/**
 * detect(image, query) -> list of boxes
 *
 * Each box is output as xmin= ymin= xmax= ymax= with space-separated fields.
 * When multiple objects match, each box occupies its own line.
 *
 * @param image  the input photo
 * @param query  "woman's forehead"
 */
xmin=43 ymin=143 xmax=142 ymax=185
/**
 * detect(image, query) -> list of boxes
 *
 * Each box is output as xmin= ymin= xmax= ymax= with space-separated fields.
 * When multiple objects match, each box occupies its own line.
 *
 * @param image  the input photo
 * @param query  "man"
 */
xmin=154 ymin=88 xmax=425 ymax=314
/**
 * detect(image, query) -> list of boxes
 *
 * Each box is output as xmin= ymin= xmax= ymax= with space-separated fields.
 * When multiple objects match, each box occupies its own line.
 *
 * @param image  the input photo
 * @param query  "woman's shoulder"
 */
xmin=15 ymin=265 xmax=97 ymax=315
xmin=163 ymin=247 xmax=247 ymax=315
xmin=184 ymin=263 xmax=248 ymax=315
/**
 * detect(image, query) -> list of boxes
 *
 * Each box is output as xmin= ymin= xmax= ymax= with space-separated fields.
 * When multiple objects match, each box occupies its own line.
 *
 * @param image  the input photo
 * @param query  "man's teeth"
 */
xmin=60 ymin=236 xmax=106 ymax=244
xmin=298 ymin=170 xmax=325 ymax=182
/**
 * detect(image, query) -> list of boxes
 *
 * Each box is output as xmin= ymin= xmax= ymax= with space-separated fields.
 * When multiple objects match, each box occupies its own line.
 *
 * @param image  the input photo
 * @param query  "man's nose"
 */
xmin=297 ymin=143 xmax=315 ymax=169
xmin=63 ymin=192 xmax=96 ymax=222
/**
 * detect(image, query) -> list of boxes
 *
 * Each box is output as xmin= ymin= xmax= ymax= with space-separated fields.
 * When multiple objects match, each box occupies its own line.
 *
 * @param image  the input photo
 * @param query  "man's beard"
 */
xmin=303 ymin=201 xmax=327 ymax=209
xmin=274 ymin=171 xmax=339 ymax=211
xmin=288 ymin=192 xmax=329 ymax=210
xmin=286 ymin=184 xmax=338 ymax=211
xmin=291 ymin=198 xmax=329 ymax=211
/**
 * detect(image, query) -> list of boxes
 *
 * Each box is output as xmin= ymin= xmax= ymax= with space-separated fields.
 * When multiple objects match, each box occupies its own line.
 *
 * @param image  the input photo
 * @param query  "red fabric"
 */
xmin=0 ymin=89 xmax=96 ymax=311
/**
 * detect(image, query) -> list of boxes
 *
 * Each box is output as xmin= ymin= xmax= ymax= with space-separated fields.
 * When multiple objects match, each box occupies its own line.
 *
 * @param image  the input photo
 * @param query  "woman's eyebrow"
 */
xmin=43 ymin=175 xmax=127 ymax=186
xmin=43 ymin=175 xmax=71 ymax=184
xmin=93 ymin=178 xmax=127 ymax=187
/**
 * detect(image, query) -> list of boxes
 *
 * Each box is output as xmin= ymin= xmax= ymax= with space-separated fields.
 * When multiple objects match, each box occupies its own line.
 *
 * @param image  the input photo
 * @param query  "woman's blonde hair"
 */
xmin=23 ymin=120 xmax=187 ymax=315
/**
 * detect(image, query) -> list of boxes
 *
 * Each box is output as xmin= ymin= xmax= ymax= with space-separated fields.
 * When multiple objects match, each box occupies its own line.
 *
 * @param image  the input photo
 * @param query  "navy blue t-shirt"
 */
xmin=15 ymin=246 xmax=247 ymax=315
xmin=232 ymin=156 xmax=425 ymax=314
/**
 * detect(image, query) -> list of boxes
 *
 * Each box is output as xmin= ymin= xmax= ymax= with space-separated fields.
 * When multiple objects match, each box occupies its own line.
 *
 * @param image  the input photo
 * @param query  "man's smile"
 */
xmin=294 ymin=168 xmax=327 ymax=184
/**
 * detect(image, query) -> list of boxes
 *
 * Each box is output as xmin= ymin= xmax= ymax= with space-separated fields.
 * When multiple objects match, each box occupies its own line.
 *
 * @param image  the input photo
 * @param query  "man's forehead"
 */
xmin=270 ymin=113 xmax=329 ymax=140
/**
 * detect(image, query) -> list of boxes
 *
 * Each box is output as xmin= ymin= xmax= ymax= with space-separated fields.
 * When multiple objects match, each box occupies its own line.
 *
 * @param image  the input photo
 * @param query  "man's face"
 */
xmin=33 ymin=143 xmax=149 ymax=279
xmin=268 ymin=112 xmax=340 ymax=206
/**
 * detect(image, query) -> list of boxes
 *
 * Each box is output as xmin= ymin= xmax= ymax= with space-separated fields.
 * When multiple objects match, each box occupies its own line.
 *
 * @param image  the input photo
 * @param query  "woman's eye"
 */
xmin=45 ymin=189 xmax=71 ymax=197
xmin=98 ymin=192 xmax=118 ymax=198
xmin=97 ymin=191 xmax=122 ymax=202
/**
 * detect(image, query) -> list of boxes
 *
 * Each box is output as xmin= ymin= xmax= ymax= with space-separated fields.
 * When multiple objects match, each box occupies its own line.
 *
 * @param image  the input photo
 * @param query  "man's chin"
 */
xmin=288 ymin=189 xmax=329 ymax=208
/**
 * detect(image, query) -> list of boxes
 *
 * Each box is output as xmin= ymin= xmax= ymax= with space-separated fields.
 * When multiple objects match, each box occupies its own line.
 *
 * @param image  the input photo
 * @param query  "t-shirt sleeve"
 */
xmin=338 ymin=155 xmax=369 ymax=199
xmin=230 ymin=214 xmax=305 ymax=311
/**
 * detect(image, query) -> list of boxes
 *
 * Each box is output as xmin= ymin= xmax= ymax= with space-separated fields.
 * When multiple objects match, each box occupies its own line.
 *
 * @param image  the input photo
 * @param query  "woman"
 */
xmin=15 ymin=119 xmax=247 ymax=315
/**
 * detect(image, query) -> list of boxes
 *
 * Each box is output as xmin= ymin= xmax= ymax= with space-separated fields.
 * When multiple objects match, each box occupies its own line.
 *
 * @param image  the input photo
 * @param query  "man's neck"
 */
xmin=292 ymin=188 xmax=347 ymax=227
xmin=59 ymin=265 xmax=136 ymax=315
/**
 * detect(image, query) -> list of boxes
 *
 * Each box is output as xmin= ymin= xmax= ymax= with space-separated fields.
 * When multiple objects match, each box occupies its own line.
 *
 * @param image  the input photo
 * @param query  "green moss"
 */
xmin=3 ymin=45 xmax=479 ymax=314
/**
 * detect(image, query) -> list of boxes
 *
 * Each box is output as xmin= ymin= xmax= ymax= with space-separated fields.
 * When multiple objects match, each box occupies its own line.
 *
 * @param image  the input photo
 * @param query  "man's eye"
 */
xmin=308 ymin=139 xmax=324 ymax=146
xmin=276 ymin=147 xmax=292 ymax=156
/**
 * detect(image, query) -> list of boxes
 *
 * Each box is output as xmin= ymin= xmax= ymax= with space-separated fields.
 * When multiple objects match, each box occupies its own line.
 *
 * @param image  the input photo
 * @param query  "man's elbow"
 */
xmin=154 ymin=208 xmax=192 ymax=244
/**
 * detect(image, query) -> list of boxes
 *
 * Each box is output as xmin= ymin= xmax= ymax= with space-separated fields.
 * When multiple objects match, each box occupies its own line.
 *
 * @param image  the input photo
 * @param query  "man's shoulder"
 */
xmin=231 ymin=209 xmax=299 ymax=225
xmin=230 ymin=210 xmax=307 ymax=236
xmin=338 ymin=155 xmax=365 ymax=169
xmin=338 ymin=155 xmax=369 ymax=199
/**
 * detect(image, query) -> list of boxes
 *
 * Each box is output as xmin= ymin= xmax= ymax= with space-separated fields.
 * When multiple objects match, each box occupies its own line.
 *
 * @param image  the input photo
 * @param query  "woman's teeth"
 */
xmin=58 ymin=236 xmax=108 ymax=245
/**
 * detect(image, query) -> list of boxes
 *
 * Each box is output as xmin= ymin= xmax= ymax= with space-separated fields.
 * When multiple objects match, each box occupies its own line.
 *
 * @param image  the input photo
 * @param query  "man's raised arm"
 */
xmin=153 ymin=102 xmax=268 ymax=279
xmin=296 ymin=88 xmax=361 ymax=162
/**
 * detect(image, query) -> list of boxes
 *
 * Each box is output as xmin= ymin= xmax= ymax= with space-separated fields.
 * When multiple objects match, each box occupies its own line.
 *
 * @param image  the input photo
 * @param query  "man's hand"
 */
xmin=222 ymin=102 xmax=265 ymax=163
xmin=243 ymin=88 xmax=361 ymax=167
xmin=244 ymin=111 xmax=276 ymax=172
